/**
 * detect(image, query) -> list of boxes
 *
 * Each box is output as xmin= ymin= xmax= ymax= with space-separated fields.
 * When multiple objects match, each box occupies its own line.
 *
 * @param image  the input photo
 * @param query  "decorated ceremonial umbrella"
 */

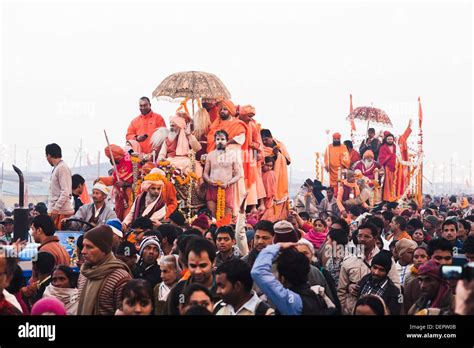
xmin=346 ymin=106 xmax=392 ymax=127
xmin=346 ymin=105 xmax=393 ymax=141
xmin=152 ymin=71 xmax=231 ymax=115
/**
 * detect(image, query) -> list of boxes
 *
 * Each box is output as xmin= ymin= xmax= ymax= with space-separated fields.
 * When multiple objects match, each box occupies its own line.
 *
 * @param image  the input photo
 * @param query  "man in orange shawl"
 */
xmin=207 ymin=100 xmax=248 ymax=215
xmin=134 ymin=165 xmax=178 ymax=220
xmin=261 ymin=128 xmax=291 ymax=221
xmin=239 ymin=105 xmax=266 ymax=213
xmin=98 ymin=145 xmax=134 ymax=220
xmin=324 ymin=133 xmax=350 ymax=190
xmin=148 ymin=168 xmax=178 ymax=220
xmin=123 ymin=173 xmax=167 ymax=229
xmin=126 ymin=97 xmax=166 ymax=154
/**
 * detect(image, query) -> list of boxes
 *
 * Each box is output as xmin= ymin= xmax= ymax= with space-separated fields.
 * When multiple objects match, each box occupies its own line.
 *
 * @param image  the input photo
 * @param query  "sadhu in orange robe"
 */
xmin=263 ymin=137 xmax=291 ymax=221
xmin=239 ymin=105 xmax=266 ymax=206
xmin=378 ymin=133 xmax=397 ymax=202
xmin=324 ymin=136 xmax=350 ymax=189
xmin=207 ymin=100 xmax=250 ymax=215
xmin=99 ymin=145 xmax=134 ymax=220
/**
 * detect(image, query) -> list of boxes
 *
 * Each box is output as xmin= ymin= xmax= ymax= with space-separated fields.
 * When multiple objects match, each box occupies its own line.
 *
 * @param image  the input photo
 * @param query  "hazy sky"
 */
xmin=1 ymin=0 xmax=472 ymax=186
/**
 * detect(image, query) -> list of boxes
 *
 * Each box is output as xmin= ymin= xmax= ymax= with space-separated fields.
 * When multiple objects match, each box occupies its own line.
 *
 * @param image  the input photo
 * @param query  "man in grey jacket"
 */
xmin=46 ymin=143 xmax=74 ymax=230
xmin=62 ymin=182 xmax=116 ymax=231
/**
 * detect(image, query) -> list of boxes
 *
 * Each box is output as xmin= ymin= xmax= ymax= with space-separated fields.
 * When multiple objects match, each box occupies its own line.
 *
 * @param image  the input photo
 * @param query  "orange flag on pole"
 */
xmin=350 ymin=94 xmax=356 ymax=131
xmin=418 ymin=96 xmax=423 ymax=129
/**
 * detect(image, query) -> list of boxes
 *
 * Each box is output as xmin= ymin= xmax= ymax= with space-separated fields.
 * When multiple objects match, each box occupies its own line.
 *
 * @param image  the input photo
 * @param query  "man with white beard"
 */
xmin=157 ymin=113 xmax=202 ymax=174
xmin=352 ymin=150 xmax=383 ymax=184
xmin=150 ymin=127 xmax=169 ymax=156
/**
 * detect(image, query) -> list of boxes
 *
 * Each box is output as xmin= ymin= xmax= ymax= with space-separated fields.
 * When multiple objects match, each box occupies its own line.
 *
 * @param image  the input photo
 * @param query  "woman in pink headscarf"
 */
xmin=158 ymin=113 xmax=202 ymax=175
xmin=304 ymin=218 xmax=329 ymax=250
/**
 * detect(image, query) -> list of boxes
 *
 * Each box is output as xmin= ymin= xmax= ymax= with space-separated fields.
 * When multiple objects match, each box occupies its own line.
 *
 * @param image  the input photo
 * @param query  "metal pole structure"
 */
xmin=12 ymin=165 xmax=29 ymax=241
xmin=12 ymin=165 xmax=24 ymax=207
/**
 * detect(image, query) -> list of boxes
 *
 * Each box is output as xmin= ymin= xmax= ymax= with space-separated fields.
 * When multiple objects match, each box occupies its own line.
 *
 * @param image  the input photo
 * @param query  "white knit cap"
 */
xmin=93 ymin=182 xmax=110 ymax=196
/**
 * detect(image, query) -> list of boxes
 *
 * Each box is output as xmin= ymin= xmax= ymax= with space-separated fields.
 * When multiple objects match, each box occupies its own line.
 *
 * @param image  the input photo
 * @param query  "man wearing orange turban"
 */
xmin=207 ymin=101 xmax=247 ymax=152
xmin=207 ymin=101 xmax=249 ymax=215
xmin=239 ymin=105 xmax=266 ymax=213
xmin=123 ymin=173 xmax=167 ymax=229
xmin=352 ymin=149 xmax=382 ymax=182
xmin=99 ymin=144 xmax=134 ymax=220
xmin=158 ymin=113 xmax=202 ymax=175
xmin=324 ymin=133 xmax=350 ymax=190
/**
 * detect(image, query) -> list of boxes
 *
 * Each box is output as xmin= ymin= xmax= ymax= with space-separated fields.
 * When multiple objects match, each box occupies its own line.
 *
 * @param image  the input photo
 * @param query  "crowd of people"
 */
xmin=1 ymin=97 xmax=474 ymax=316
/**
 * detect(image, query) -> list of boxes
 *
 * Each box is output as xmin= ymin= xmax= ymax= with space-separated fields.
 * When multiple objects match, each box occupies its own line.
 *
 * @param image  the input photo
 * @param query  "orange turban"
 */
xmin=363 ymin=150 xmax=374 ymax=159
xmin=170 ymin=115 xmax=187 ymax=129
xmin=219 ymin=100 xmax=237 ymax=116
xmin=140 ymin=173 xmax=164 ymax=192
xmin=104 ymin=145 xmax=125 ymax=161
xmin=170 ymin=115 xmax=189 ymax=156
xmin=332 ymin=132 xmax=341 ymax=139
xmin=240 ymin=105 xmax=255 ymax=117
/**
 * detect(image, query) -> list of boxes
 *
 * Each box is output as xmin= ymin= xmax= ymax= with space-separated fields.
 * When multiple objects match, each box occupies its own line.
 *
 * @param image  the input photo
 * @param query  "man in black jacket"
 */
xmin=359 ymin=128 xmax=381 ymax=160
xmin=357 ymin=250 xmax=401 ymax=315
xmin=133 ymin=236 xmax=162 ymax=288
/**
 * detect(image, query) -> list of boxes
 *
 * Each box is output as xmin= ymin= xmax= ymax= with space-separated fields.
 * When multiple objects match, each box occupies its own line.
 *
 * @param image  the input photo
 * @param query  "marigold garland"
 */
xmin=130 ymin=155 xmax=141 ymax=164
xmin=175 ymin=171 xmax=200 ymax=186
xmin=216 ymin=181 xmax=226 ymax=221
xmin=144 ymin=173 xmax=164 ymax=182
xmin=135 ymin=179 xmax=142 ymax=196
